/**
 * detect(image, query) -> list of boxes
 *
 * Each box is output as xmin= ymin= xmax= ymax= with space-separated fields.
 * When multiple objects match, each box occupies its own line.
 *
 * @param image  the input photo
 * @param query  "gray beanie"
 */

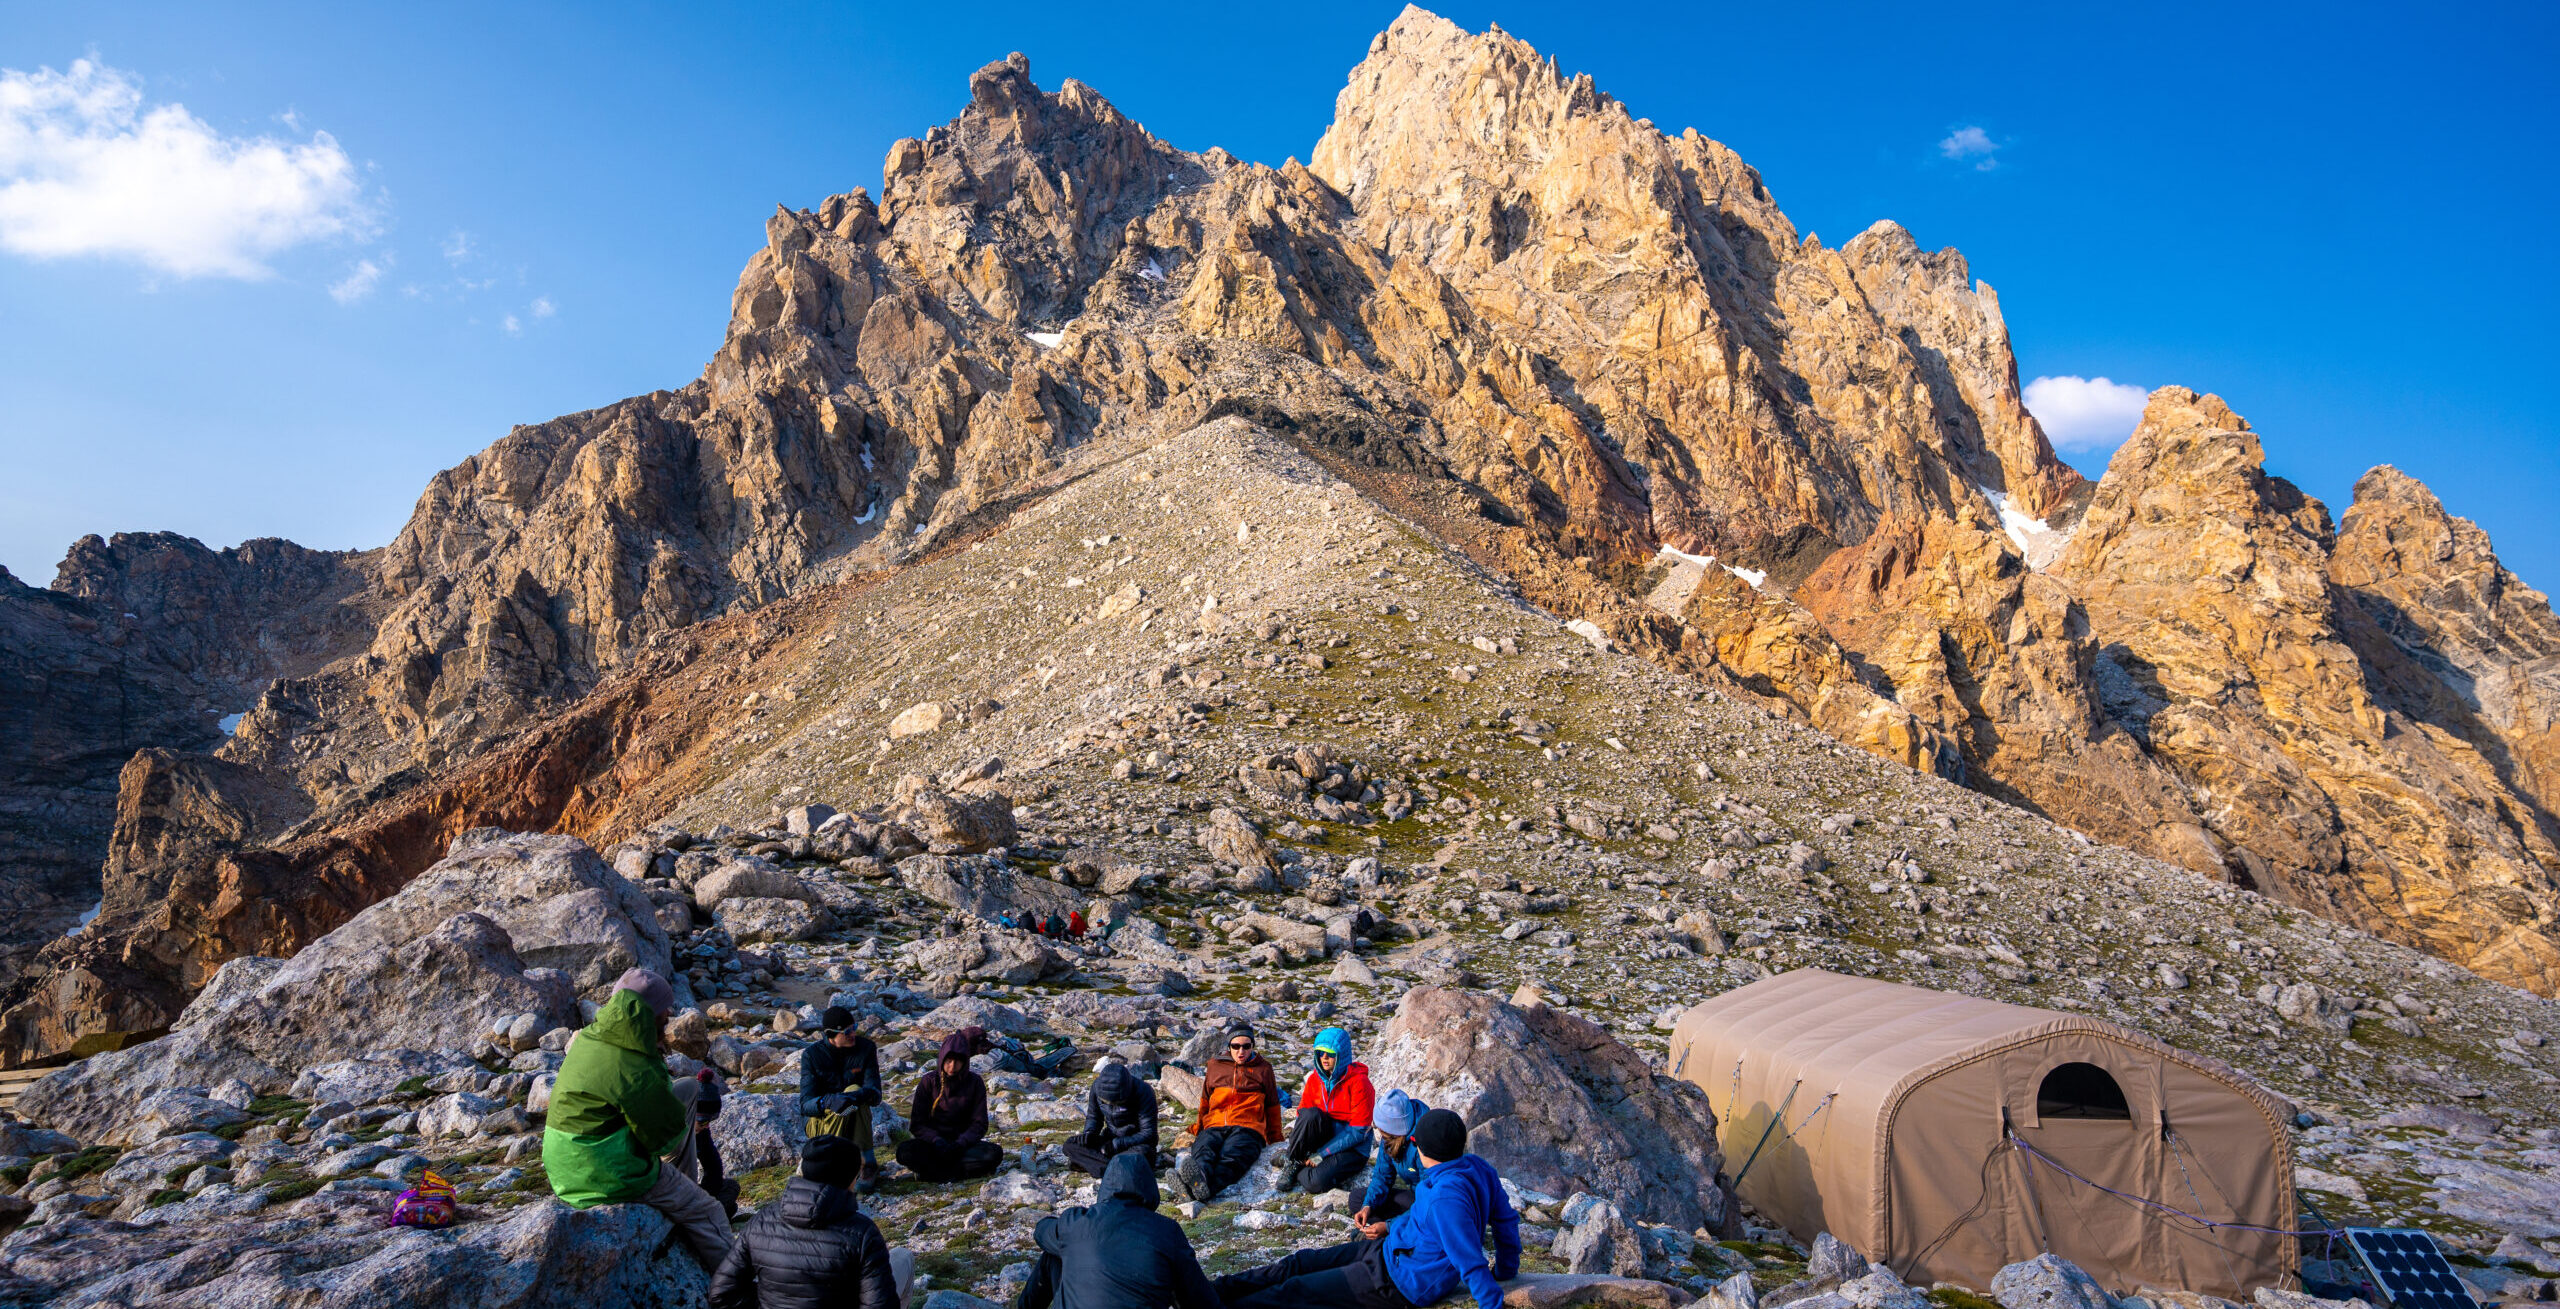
xmin=614 ymin=968 xmax=675 ymax=1020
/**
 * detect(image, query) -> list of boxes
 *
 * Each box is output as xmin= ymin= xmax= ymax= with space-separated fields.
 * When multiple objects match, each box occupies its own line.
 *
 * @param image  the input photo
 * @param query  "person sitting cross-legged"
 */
xmin=1176 ymin=1024 xmax=1283 ymax=1203
xmin=1212 ymin=1109 xmax=1518 ymax=1309
xmin=1279 ymin=1026 xmax=1373 ymax=1195
xmin=1063 ymin=1060 xmax=1159 ymax=1178
xmin=894 ymin=1031 xmax=1003 ymax=1183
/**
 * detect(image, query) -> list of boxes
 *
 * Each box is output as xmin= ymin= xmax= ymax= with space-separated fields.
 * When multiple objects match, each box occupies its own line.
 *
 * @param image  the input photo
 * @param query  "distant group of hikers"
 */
xmin=541 ymin=969 xmax=1521 ymax=1309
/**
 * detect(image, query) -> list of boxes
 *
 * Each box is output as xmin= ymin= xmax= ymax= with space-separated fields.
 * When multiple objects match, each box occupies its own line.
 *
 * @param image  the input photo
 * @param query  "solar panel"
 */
xmin=2344 ymin=1228 xmax=2474 ymax=1309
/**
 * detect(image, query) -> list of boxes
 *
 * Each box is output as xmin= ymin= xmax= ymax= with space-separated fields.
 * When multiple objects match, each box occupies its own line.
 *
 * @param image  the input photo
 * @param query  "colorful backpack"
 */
xmin=387 ymin=1170 xmax=457 ymax=1228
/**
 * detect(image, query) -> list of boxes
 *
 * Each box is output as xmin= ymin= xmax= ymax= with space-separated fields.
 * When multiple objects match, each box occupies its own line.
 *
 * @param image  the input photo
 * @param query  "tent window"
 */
xmin=2037 ymin=1062 xmax=2131 ymax=1120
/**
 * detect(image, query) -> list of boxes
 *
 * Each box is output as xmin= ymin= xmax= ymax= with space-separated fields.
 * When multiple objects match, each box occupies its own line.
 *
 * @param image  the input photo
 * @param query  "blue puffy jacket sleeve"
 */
xmin=1361 ymin=1148 xmax=1394 ymax=1211
xmin=1320 ymin=1116 xmax=1370 ymax=1158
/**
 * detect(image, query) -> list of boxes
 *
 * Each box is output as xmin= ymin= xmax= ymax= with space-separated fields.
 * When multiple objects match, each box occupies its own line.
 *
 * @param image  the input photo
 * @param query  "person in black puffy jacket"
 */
xmin=1018 ymin=1151 xmax=1218 ymax=1309
xmin=1062 ymin=1061 xmax=1159 ymax=1178
xmin=710 ymin=1135 xmax=901 ymax=1309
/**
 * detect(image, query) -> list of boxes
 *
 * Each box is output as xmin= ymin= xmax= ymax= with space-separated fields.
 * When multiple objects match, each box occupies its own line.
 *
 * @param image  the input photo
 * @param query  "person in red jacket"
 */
xmin=1281 ymin=1026 xmax=1374 ymax=1195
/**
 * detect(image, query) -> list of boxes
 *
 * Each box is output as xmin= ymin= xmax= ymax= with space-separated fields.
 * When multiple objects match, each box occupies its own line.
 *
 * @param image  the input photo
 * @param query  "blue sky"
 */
xmin=3 ymin=1 xmax=2554 ymax=594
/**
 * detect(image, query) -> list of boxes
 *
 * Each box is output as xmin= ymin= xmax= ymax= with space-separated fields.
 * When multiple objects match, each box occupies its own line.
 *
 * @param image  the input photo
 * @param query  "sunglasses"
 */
xmin=1228 ymin=1040 xmax=1254 ymax=1049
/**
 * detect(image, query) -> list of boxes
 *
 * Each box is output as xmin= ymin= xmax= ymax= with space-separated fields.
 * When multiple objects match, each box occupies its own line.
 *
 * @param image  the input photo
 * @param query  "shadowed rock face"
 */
xmin=5 ymin=8 xmax=2559 ymax=1062
xmin=0 ymin=538 xmax=372 ymax=995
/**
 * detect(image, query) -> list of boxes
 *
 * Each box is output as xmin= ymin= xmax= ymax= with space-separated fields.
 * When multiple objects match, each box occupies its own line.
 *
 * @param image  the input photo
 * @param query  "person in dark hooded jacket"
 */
xmin=895 ymin=1030 xmax=1002 ymax=1182
xmin=710 ymin=1134 xmax=902 ymax=1309
xmin=1063 ymin=1061 xmax=1159 ymax=1177
xmin=800 ymin=1006 xmax=885 ymax=1191
xmin=1018 ymin=1151 xmax=1219 ymax=1309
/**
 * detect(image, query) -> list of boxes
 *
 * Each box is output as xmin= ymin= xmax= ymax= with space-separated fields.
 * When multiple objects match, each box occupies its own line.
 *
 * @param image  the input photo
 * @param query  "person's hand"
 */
xmin=1360 ymin=1221 xmax=1389 ymax=1240
xmin=853 ymin=1086 xmax=881 ymax=1107
xmin=1352 ymin=1206 xmax=1371 ymax=1227
xmin=822 ymin=1093 xmax=857 ymax=1114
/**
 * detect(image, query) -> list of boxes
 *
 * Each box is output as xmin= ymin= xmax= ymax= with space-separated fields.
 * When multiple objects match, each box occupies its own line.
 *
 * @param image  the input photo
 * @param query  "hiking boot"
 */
xmin=856 ymin=1161 xmax=880 ymax=1195
xmin=1176 ymin=1151 xmax=1207 ymax=1202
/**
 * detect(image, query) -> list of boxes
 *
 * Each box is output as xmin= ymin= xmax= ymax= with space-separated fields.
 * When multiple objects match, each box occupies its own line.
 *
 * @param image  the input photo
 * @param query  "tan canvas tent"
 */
xmin=1670 ymin=970 xmax=2296 ymax=1297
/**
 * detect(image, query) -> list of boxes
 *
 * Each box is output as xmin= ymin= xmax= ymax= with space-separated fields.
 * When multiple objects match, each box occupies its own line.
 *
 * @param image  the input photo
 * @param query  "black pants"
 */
xmin=694 ymin=1126 xmax=737 ymax=1217
xmin=1362 ymin=1184 xmax=1413 ymax=1224
xmin=896 ymin=1137 xmax=1003 ymax=1183
xmin=1193 ymin=1125 xmax=1267 ymax=1197
xmin=1284 ymin=1109 xmax=1368 ymax=1194
xmin=1062 ymin=1139 xmax=1141 ymax=1178
xmin=1215 ymin=1237 xmax=1409 ymax=1309
xmin=1019 ymin=1251 xmax=1063 ymax=1309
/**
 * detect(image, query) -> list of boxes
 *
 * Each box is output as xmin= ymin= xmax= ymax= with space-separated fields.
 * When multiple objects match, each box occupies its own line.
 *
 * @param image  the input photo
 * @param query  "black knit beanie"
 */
xmin=803 ymin=1133 xmax=861 ymax=1187
xmin=1413 ymin=1107 xmax=1467 ymax=1162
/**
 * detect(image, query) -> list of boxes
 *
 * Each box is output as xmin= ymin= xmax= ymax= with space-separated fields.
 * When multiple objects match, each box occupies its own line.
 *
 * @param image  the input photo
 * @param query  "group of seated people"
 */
xmin=544 ymin=971 xmax=1519 ymax=1309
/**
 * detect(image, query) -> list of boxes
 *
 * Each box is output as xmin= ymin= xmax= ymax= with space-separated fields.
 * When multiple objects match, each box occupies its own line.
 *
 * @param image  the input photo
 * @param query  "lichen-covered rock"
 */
xmin=290 ymin=1049 xmax=480 ymax=1107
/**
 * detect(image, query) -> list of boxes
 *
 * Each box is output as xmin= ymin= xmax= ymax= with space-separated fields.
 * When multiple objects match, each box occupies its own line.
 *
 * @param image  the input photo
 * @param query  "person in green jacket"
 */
xmin=541 ymin=968 xmax=733 ymax=1268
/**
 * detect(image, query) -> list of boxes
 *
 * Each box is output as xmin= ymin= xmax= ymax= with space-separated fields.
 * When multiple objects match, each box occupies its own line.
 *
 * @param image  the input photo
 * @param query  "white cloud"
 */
xmin=501 ymin=312 xmax=521 ymax=335
xmin=1939 ymin=125 xmax=2000 ymax=171
xmin=327 ymin=256 xmax=383 ymax=303
xmin=442 ymin=230 xmax=472 ymax=264
xmin=2024 ymin=375 xmax=2152 ymax=452
xmin=0 ymin=58 xmax=369 ymax=277
xmin=530 ymin=295 xmax=554 ymax=318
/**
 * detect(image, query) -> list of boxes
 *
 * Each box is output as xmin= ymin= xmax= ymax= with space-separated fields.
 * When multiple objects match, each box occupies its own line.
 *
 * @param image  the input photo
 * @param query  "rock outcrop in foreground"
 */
xmin=2 ymin=6 xmax=2556 ymax=1078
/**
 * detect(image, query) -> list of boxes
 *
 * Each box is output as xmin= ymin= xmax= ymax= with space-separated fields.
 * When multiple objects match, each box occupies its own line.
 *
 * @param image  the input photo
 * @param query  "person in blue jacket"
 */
xmin=1353 ymin=1090 xmax=1427 ymax=1233
xmin=1212 ymin=1108 xmax=1519 ymax=1309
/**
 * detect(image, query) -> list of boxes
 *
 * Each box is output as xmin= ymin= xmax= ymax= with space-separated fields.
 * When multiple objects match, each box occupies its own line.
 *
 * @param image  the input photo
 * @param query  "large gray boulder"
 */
xmin=1552 ymin=1195 xmax=1647 ymax=1276
xmin=901 ymin=928 xmax=1071 ymax=985
xmin=696 ymin=861 xmax=825 ymax=909
xmin=1364 ymin=986 xmax=1726 ymax=1230
xmin=899 ymin=855 xmax=1089 ymax=923
xmin=349 ymin=830 xmax=672 ymax=995
xmin=0 ymin=1194 xmax=708 ymax=1306
xmin=711 ymin=1091 xmax=808 ymax=1171
xmin=19 ymin=833 xmax=661 ymax=1142
xmin=891 ymin=774 xmax=1016 ymax=853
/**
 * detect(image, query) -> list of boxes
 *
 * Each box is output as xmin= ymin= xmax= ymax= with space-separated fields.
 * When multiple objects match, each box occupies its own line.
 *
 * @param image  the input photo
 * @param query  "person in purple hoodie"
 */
xmin=894 ymin=1031 xmax=1003 ymax=1183
xmin=1212 ymin=1108 xmax=1519 ymax=1309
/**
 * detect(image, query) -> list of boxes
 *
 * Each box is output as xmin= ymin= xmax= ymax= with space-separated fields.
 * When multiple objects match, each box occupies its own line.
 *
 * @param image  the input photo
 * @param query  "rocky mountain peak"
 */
xmin=7 ymin=5 xmax=2560 ymax=1099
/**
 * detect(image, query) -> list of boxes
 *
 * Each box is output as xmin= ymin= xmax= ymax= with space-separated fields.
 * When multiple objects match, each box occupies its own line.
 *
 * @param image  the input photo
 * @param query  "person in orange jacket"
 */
xmin=1281 ymin=1026 xmax=1374 ymax=1194
xmin=1177 ymin=1023 xmax=1283 ymax=1201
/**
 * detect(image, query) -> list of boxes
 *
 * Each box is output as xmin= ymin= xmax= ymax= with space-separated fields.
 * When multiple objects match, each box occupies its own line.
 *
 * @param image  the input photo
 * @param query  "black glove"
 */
xmin=852 ymin=1085 xmax=882 ymax=1107
xmin=821 ymin=1093 xmax=858 ymax=1114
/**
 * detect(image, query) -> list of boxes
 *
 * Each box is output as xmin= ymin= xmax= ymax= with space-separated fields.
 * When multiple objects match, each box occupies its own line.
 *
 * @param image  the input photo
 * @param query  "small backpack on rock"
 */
xmin=387 ymin=1170 xmax=456 ymax=1228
